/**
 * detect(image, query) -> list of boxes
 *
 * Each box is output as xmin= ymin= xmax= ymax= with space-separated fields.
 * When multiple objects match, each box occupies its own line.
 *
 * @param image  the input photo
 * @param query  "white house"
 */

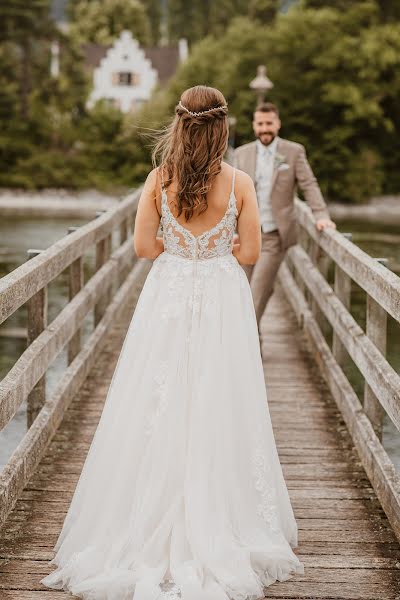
xmin=84 ymin=31 xmax=188 ymax=113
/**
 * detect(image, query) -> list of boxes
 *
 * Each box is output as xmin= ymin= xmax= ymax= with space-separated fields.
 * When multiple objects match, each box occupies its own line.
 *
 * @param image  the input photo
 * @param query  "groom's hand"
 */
xmin=316 ymin=218 xmax=336 ymax=231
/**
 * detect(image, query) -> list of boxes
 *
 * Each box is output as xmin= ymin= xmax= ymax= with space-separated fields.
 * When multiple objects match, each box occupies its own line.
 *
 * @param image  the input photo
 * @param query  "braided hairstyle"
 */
xmin=152 ymin=85 xmax=229 ymax=222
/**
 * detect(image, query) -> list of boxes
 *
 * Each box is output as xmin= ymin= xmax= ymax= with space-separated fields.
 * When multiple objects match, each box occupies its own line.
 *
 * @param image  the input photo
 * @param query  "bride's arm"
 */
xmin=232 ymin=171 xmax=261 ymax=265
xmin=134 ymin=169 xmax=164 ymax=259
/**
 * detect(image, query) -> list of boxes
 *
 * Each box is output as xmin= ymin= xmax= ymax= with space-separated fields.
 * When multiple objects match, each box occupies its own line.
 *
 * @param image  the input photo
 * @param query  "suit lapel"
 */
xmin=270 ymin=137 xmax=283 ymax=192
xmin=246 ymin=142 xmax=257 ymax=182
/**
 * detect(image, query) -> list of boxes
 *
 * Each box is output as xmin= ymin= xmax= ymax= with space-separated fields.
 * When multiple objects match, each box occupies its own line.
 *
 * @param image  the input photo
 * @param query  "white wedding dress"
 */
xmin=41 ymin=168 xmax=304 ymax=600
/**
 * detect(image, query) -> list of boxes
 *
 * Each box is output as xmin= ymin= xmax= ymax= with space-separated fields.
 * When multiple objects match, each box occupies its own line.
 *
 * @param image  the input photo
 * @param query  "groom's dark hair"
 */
xmin=254 ymin=102 xmax=279 ymax=117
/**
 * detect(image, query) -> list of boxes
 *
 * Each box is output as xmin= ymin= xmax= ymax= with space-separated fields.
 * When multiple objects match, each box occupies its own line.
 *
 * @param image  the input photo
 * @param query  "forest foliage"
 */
xmin=1 ymin=0 xmax=400 ymax=202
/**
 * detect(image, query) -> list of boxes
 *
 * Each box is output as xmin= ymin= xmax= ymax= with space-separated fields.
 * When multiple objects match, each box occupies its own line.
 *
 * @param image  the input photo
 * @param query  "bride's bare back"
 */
xmin=157 ymin=162 xmax=240 ymax=236
xmin=159 ymin=163 xmax=238 ymax=260
xmin=135 ymin=161 xmax=261 ymax=265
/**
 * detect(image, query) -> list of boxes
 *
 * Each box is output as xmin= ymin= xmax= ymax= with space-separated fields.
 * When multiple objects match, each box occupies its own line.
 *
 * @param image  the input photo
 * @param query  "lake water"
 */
xmin=0 ymin=214 xmax=399 ymax=471
xmin=320 ymin=220 xmax=400 ymax=472
xmin=0 ymin=216 xmax=90 ymax=469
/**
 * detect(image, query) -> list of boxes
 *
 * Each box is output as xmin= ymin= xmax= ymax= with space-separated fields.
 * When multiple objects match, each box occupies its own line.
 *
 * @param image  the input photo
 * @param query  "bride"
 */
xmin=41 ymin=85 xmax=304 ymax=600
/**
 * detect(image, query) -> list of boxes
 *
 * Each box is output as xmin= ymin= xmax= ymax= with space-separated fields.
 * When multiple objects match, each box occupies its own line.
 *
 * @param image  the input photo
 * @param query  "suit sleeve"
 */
xmin=295 ymin=145 xmax=330 ymax=220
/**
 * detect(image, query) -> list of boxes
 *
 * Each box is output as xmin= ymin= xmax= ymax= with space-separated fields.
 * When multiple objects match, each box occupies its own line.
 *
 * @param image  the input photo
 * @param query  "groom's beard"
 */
xmin=257 ymin=132 xmax=276 ymax=146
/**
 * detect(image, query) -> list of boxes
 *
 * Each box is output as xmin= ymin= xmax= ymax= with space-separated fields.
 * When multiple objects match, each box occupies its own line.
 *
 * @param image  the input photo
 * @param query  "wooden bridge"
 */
xmin=0 ymin=190 xmax=400 ymax=599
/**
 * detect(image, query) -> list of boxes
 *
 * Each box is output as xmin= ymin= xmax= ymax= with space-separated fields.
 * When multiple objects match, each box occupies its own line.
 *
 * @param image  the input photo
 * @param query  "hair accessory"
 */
xmin=178 ymin=100 xmax=228 ymax=116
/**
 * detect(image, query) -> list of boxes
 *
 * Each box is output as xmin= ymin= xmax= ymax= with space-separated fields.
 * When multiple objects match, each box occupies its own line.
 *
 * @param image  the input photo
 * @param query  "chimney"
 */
xmin=50 ymin=40 xmax=60 ymax=78
xmin=178 ymin=38 xmax=188 ymax=63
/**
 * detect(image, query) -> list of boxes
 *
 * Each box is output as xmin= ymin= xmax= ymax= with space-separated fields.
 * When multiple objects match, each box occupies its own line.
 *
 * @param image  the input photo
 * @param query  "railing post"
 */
xmin=297 ymin=225 xmax=308 ymax=251
xmin=332 ymin=233 xmax=352 ymax=367
xmin=128 ymin=211 xmax=135 ymax=235
xmin=294 ymin=226 xmax=308 ymax=295
xmin=120 ymin=217 xmax=129 ymax=245
xmin=309 ymin=238 xmax=330 ymax=330
xmin=94 ymin=224 xmax=112 ymax=326
xmin=119 ymin=217 xmax=132 ymax=287
xmin=363 ymin=258 xmax=388 ymax=439
xmin=67 ymin=227 xmax=84 ymax=363
xmin=26 ymin=249 xmax=47 ymax=427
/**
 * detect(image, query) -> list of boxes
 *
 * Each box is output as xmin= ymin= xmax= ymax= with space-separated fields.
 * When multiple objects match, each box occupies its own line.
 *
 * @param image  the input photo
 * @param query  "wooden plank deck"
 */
xmin=0 ymin=274 xmax=399 ymax=599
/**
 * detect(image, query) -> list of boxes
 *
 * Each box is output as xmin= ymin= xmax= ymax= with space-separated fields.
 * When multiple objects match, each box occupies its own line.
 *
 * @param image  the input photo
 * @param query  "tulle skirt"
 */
xmin=41 ymin=251 xmax=304 ymax=600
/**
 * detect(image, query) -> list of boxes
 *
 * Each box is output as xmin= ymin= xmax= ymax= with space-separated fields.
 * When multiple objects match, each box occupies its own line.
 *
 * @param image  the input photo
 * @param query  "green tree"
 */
xmin=0 ymin=0 xmax=51 ymax=39
xmin=208 ymin=0 xmax=251 ymax=35
xmin=302 ymin=0 xmax=362 ymax=8
xmin=154 ymin=3 xmax=400 ymax=202
xmin=2 ymin=0 xmax=400 ymax=199
xmin=303 ymin=0 xmax=400 ymax=21
xmin=142 ymin=0 xmax=162 ymax=45
xmin=0 ymin=0 xmax=93 ymax=189
xmin=167 ymin=0 xmax=252 ymax=44
xmin=0 ymin=45 xmax=31 ymax=186
xmin=167 ymin=0 xmax=197 ymax=44
xmin=0 ymin=0 xmax=53 ymax=117
xmin=68 ymin=0 xmax=151 ymax=46
xmin=249 ymin=0 xmax=280 ymax=23
xmin=377 ymin=1 xmax=400 ymax=22
xmin=263 ymin=2 xmax=400 ymax=201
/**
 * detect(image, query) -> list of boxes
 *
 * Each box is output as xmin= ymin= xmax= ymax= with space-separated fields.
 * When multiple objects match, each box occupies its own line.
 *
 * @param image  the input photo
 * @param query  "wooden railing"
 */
xmin=278 ymin=198 xmax=400 ymax=540
xmin=0 ymin=189 xmax=146 ymax=529
xmin=1 ymin=187 xmax=399 ymax=543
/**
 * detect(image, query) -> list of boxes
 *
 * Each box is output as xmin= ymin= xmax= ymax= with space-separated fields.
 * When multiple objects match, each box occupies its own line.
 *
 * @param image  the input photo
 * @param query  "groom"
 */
xmin=233 ymin=102 xmax=335 ymax=328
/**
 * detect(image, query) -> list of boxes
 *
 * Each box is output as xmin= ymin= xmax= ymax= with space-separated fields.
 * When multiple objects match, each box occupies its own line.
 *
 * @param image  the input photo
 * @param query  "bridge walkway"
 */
xmin=0 ymin=272 xmax=399 ymax=599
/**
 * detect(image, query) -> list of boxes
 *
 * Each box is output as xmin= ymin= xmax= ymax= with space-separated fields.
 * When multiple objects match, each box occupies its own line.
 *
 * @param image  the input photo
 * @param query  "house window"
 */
xmin=112 ymin=72 xmax=140 ymax=86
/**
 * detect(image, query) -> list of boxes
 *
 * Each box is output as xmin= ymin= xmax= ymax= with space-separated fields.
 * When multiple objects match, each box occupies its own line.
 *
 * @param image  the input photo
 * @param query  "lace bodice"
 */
xmin=160 ymin=169 xmax=238 ymax=260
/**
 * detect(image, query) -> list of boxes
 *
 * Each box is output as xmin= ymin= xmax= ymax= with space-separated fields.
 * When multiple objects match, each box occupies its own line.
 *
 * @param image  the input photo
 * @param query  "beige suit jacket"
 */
xmin=233 ymin=137 xmax=330 ymax=249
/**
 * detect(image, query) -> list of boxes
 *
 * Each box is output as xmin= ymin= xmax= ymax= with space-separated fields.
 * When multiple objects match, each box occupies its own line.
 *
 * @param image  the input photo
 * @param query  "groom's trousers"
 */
xmin=242 ymin=230 xmax=286 ymax=329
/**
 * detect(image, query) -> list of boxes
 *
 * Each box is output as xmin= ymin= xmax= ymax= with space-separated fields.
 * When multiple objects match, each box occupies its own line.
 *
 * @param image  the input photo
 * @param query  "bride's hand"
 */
xmin=231 ymin=233 xmax=240 ymax=256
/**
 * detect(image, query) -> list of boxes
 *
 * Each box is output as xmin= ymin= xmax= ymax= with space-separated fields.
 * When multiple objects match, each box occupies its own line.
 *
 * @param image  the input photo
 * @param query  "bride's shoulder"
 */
xmin=220 ymin=161 xmax=252 ymax=186
xmin=235 ymin=168 xmax=253 ymax=185
xmin=143 ymin=167 xmax=159 ymax=188
xmin=231 ymin=166 xmax=254 ymax=192
xmin=142 ymin=168 xmax=164 ymax=202
xmin=138 ymin=168 xmax=163 ymax=212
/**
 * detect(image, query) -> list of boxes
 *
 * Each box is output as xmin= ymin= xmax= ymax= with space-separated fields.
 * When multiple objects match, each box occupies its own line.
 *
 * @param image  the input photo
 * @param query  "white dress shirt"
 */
xmin=255 ymin=137 xmax=278 ymax=233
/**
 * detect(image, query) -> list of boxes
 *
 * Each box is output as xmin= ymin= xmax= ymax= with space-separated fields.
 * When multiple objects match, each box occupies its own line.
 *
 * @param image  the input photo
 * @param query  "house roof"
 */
xmin=83 ymin=43 xmax=180 ymax=85
xmin=144 ymin=47 xmax=180 ymax=84
xmin=83 ymin=44 xmax=110 ymax=70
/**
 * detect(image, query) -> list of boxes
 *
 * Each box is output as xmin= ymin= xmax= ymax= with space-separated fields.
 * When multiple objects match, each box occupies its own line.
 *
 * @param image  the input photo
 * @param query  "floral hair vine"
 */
xmin=178 ymin=100 xmax=228 ymax=117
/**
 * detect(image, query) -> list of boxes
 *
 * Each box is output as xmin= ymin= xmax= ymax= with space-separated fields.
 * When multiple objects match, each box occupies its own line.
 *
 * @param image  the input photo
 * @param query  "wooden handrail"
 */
xmin=288 ymin=244 xmax=400 ymax=431
xmin=278 ymin=197 xmax=400 ymax=541
xmin=294 ymin=199 xmax=400 ymax=322
xmin=0 ymin=192 xmax=139 ymax=326
xmin=0 ymin=239 xmax=135 ymax=429
xmin=0 ymin=188 xmax=147 ymax=528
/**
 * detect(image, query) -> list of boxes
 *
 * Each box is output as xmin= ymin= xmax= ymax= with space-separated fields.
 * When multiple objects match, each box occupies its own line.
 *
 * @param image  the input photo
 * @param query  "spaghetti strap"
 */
xmin=231 ymin=167 xmax=236 ymax=194
xmin=159 ymin=166 xmax=166 ymax=194
xmin=159 ymin=166 xmax=167 ymax=210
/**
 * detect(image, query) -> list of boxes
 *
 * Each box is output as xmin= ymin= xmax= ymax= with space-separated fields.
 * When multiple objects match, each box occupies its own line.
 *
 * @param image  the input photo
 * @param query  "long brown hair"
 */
xmin=152 ymin=85 xmax=229 ymax=221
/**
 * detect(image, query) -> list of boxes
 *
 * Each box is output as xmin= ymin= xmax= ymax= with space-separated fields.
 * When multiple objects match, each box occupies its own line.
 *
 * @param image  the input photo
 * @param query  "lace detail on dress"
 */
xmin=159 ymin=581 xmax=181 ymax=598
xmin=160 ymin=170 xmax=238 ymax=261
xmin=145 ymin=361 xmax=169 ymax=436
xmin=253 ymin=425 xmax=280 ymax=533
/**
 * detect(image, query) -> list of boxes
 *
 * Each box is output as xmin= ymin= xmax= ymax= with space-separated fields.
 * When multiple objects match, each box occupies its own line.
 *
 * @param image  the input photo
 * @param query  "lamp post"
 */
xmin=50 ymin=40 xmax=60 ymax=78
xmin=226 ymin=115 xmax=237 ymax=161
xmin=249 ymin=65 xmax=274 ymax=105
xmin=228 ymin=115 xmax=237 ymax=148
